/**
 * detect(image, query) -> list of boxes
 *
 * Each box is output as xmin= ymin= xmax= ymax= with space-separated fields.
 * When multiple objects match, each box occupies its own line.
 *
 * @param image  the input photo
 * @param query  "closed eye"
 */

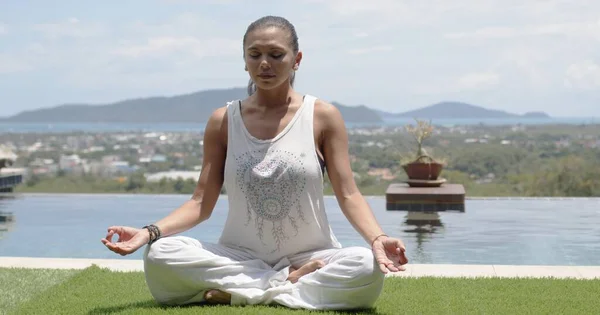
xmin=246 ymin=49 xmax=285 ymax=59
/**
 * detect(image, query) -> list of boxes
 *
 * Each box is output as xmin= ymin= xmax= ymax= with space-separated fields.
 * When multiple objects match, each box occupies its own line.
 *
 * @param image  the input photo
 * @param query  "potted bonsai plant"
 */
xmin=401 ymin=119 xmax=446 ymax=182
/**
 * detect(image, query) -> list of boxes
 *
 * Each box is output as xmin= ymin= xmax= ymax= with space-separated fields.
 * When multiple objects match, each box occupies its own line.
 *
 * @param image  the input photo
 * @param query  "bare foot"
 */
xmin=287 ymin=259 xmax=325 ymax=284
xmin=204 ymin=289 xmax=231 ymax=305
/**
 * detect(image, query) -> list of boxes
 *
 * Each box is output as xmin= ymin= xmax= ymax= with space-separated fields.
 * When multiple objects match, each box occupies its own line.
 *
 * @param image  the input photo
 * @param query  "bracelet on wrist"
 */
xmin=370 ymin=233 xmax=388 ymax=247
xmin=142 ymin=224 xmax=162 ymax=244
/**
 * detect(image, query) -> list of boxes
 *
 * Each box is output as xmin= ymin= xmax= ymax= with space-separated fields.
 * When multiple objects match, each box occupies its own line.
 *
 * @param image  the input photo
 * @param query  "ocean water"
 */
xmin=0 ymin=116 xmax=598 ymax=134
xmin=1 ymin=193 xmax=599 ymax=266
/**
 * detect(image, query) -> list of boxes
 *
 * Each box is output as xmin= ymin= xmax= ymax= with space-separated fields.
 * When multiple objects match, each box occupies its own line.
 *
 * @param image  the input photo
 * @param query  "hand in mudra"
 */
xmin=372 ymin=236 xmax=409 ymax=273
xmin=101 ymin=226 xmax=149 ymax=256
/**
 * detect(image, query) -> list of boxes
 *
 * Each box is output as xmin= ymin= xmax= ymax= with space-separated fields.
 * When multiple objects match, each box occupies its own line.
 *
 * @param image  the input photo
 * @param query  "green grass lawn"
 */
xmin=2 ymin=265 xmax=599 ymax=315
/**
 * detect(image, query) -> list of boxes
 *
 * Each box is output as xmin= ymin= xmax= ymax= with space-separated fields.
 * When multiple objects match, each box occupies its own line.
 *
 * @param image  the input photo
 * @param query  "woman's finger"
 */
xmin=378 ymin=263 xmax=388 ymax=274
xmin=107 ymin=226 xmax=121 ymax=233
xmin=100 ymin=238 xmax=112 ymax=246
xmin=395 ymin=239 xmax=406 ymax=252
xmin=386 ymin=262 xmax=400 ymax=272
xmin=399 ymin=251 xmax=409 ymax=264
xmin=112 ymin=243 xmax=130 ymax=255
xmin=103 ymin=241 xmax=118 ymax=253
xmin=104 ymin=230 xmax=115 ymax=243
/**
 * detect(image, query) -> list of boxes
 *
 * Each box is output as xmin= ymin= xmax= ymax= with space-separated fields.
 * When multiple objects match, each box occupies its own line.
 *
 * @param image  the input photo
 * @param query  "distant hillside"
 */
xmin=383 ymin=102 xmax=551 ymax=119
xmin=2 ymin=88 xmax=247 ymax=123
xmin=1 ymin=88 xmax=382 ymax=123
xmin=331 ymin=102 xmax=382 ymax=123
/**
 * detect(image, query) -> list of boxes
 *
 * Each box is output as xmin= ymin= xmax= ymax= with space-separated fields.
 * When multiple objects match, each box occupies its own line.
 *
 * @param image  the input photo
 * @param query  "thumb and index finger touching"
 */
xmin=101 ymin=226 xmax=122 ymax=244
xmin=101 ymin=226 xmax=135 ymax=253
xmin=394 ymin=239 xmax=409 ymax=265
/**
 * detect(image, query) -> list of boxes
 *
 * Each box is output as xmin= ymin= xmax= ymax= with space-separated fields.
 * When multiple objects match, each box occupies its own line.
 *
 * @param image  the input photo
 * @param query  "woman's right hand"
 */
xmin=101 ymin=226 xmax=150 ymax=256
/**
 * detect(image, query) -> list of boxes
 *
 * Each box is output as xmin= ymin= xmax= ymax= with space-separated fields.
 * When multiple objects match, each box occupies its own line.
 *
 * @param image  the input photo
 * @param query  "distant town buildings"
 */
xmin=1 ymin=123 xmax=598 ymax=189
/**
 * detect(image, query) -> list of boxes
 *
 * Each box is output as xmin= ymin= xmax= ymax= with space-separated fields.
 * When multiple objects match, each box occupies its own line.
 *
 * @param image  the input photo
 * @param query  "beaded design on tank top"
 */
xmin=234 ymin=147 xmax=310 ymax=250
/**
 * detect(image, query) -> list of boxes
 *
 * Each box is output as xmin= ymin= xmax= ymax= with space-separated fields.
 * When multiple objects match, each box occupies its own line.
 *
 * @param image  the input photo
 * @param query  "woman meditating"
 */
xmin=101 ymin=15 xmax=408 ymax=310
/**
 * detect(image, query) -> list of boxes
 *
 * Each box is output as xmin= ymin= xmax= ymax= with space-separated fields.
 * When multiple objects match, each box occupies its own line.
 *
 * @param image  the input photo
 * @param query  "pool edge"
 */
xmin=1 ymin=256 xmax=598 ymax=279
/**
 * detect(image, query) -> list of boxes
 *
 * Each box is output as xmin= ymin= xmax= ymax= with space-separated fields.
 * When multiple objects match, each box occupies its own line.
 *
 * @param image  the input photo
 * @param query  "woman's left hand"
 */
xmin=372 ymin=236 xmax=409 ymax=273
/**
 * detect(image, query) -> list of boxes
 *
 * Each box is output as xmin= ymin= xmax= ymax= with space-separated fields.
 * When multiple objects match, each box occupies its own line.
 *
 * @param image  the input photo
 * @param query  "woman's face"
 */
xmin=243 ymin=27 xmax=301 ymax=91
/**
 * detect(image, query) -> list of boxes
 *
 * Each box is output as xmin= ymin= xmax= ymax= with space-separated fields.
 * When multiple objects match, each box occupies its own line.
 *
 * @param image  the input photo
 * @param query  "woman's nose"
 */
xmin=260 ymin=59 xmax=270 ymax=69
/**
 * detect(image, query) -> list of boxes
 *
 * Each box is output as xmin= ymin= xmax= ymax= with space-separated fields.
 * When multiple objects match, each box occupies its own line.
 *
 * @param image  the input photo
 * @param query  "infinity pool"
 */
xmin=1 ymin=193 xmax=598 ymax=266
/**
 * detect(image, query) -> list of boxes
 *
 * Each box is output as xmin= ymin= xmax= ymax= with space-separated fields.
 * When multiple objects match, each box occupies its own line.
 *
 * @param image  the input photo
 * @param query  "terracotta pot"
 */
xmin=402 ymin=161 xmax=444 ymax=180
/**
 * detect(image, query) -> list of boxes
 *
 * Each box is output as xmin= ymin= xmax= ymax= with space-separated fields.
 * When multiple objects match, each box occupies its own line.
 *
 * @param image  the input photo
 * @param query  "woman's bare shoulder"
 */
xmin=313 ymin=98 xmax=345 ymax=130
xmin=204 ymin=105 xmax=230 ymax=147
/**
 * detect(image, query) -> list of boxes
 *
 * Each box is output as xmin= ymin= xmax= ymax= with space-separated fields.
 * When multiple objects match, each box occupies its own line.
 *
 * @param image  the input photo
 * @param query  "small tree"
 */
xmin=404 ymin=119 xmax=435 ymax=163
xmin=400 ymin=118 xmax=447 ymax=181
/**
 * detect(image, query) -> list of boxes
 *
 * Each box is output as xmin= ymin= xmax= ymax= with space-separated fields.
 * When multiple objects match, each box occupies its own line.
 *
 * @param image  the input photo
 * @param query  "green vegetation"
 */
xmin=4 ymin=266 xmax=599 ymax=314
xmin=18 ymin=172 xmax=205 ymax=195
xmin=11 ymin=123 xmax=600 ymax=197
xmin=18 ymin=151 xmax=599 ymax=198
xmin=0 ymin=268 xmax=78 ymax=313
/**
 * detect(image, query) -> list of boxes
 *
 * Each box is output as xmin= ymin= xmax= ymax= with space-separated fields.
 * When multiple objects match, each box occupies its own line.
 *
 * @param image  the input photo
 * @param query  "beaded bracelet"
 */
xmin=371 ymin=233 xmax=388 ymax=247
xmin=142 ymin=224 xmax=162 ymax=244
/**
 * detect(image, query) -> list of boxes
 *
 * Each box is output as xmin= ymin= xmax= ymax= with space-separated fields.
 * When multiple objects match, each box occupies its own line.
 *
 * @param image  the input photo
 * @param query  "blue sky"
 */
xmin=1 ymin=0 xmax=599 ymax=117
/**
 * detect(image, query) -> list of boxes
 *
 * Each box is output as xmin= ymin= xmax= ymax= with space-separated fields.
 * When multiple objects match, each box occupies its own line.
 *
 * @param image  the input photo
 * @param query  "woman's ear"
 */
xmin=294 ymin=51 xmax=303 ymax=70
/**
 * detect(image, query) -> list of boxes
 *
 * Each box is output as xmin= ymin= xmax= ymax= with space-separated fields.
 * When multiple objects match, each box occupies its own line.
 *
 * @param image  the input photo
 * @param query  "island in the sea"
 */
xmin=380 ymin=101 xmax=551 ymax=119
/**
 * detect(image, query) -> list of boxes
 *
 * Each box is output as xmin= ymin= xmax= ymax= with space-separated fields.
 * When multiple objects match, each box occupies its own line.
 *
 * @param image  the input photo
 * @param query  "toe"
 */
xmin=314 ymin=259 xmax=326 ymax=269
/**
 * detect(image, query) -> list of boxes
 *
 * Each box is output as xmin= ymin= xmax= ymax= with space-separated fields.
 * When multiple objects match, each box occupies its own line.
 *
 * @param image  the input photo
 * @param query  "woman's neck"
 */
xmin=253 ymin=83 xmax=297 ymax=109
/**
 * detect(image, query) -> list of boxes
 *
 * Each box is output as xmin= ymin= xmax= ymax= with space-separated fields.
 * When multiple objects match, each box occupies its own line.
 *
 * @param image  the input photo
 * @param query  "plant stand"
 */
xmin=385 ymin=183 xmax=466 ymax=212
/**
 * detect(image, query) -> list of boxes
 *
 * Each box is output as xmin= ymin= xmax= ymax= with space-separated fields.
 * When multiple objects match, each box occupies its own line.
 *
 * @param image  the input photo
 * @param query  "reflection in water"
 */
xmin=403 ymin=212 xmax=444 ymax=264
xmin=0 ymin=194 xmax=16 ymax=240
xmin=0 ymin=211 xmax=15 ymax=240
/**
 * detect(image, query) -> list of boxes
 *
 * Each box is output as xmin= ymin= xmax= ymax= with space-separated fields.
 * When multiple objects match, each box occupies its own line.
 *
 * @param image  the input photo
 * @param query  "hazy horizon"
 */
xmin=1 ymin=1 xmax=599 ymax=117
xmin=0 ymin=85 xmax=597 ymax=119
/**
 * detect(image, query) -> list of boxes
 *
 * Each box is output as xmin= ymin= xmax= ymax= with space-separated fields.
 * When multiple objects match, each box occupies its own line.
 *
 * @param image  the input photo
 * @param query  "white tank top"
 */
xmin=219 ymin=94 xmax=341 ymax=264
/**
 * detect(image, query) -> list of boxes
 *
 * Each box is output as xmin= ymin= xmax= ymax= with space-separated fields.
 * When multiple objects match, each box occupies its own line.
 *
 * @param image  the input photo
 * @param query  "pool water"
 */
xmin=0 ymin=194 xmax=598 ymax=266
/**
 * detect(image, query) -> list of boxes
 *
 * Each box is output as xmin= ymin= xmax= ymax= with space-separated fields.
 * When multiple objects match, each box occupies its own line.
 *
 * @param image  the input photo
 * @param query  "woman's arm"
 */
xmin=317 ymin=100 xmax=386 ymax=245
xmin=102 ymin=107 xmax=229 ymax=255
xmin=151 ymin=106 xmax=228 ymax=237
xmin=317 ymin=100 xmax=408 ymax=273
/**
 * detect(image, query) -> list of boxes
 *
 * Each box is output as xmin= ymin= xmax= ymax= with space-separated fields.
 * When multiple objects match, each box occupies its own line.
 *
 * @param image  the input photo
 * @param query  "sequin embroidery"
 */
xmin=235 ymin=148 xmax=309 ymax=252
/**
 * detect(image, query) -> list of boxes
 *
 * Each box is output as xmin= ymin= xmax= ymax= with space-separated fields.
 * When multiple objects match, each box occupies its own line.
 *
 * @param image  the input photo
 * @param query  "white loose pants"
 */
xmin=143 ymin=236 xmax=385 ymax=310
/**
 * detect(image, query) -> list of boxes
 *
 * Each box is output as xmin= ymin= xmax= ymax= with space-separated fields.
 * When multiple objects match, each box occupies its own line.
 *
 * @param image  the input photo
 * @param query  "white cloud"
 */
xmin=445 ymin=20 xmax=600 ymax=40
xmin=347 ymin=45 xmax=393 ymax=55
xmin=124 ymin=13 xmax=232 ymax=39
xmin=25 ymin=43 xmax=46 ymax=55
xmin=413 ymin=71 xmax=501 ymax=95
xmin=564 ymin=61 xmax=600 ymax=90
xmin=306 ymin=0 xmax=600 ymax=43
xmin=160 ymin=0 xmax=240 ymax=3
xmin=456 ymin=72 xmax=500 ymax=90
xmin=306 ymin=0 xmax=439 ymax=29
xmin=32 ymin=18 xmax=106 ymax=39
xmin=4 ymin=13 xmax=242 ymax=87
xmin=301 ymin=0 xmax=549 ymax=30
xmin=111 ymin=36 xmax=239 ymax=58
xmin=0 ymin=24 xmax=6 ymax=35
xmin=0 ymin=54 xmax=33 ymax=74
xmin=512 ymin=0 xmax=600 ymax=22
xmin=445 ymin=27 xmax=517 ymax=40
xmin=497 ymin=46 xmax=552 ymax=88
xmin=19 ymin=13 xmax=245 ymax=93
